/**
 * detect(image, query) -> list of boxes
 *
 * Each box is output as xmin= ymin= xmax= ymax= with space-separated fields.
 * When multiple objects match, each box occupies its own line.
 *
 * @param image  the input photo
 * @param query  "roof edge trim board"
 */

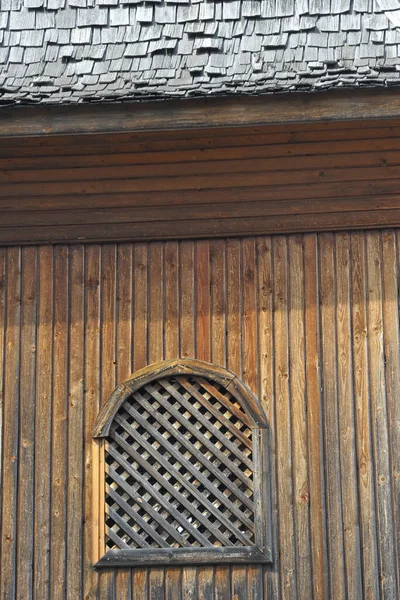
xmin=1 ymin=88 xmax=399 ymax=138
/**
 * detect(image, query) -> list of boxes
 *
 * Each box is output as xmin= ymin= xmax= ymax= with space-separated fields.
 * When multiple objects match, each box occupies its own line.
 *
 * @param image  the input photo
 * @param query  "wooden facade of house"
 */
xmin=0 ymin=112 xmax=399 ymax=599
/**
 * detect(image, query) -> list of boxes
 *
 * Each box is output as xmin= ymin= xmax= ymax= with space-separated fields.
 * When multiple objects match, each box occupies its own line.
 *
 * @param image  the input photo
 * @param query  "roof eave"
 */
xmin=1 ymin=87 xmax=400 ymax=138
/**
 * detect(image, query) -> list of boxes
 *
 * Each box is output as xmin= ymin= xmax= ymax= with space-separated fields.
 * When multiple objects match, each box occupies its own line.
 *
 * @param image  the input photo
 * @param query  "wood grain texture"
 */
xmin=2 ymin=119 xmax=400 ymax=244
xmin=2 ymin=88 xmax=400 ymax=137
xmin=0 ymin=232 xmax=399 ymax=598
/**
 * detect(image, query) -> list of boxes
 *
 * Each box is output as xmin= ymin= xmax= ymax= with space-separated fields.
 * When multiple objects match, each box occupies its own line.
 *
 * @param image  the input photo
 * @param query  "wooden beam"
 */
xmin=1 ymin=88 xmax=400 ymax=137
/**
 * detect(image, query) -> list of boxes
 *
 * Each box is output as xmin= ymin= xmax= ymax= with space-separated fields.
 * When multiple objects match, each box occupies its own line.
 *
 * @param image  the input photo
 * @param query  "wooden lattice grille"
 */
xmin=104 ymin=375 xmax=255 ymax=552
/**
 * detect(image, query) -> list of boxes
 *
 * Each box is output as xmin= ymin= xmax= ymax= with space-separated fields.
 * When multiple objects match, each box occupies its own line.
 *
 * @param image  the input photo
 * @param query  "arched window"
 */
xmin=93 ymin=359 xmax=272 ymax=567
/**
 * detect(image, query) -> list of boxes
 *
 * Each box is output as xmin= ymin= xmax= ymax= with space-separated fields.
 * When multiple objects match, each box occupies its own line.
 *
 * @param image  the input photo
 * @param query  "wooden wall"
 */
xmin=3 ymin=118 xmax=400 ymax=244
xmin=0 ymin=232 xmax=399 ymax=599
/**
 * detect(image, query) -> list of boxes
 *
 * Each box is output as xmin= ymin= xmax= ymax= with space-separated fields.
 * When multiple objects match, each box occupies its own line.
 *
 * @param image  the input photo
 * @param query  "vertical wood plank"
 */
xmin=303 ymin=234 xmax=328 ymax=600
xmin=132 ymin=569 xmax=148 ymax=600
xmin=34 ymin=247 xmax=53 ymax=600
xmin=98 ymin=243 xmax=117 ymax=600
xmin=273 ymin=236 xmax=296 ymax=600
xmin=226 ymin=239 xmax=241 ymax=376
xmin=210 ymin=239 xmax=230 ymax=597
xmin=132 ymin=242 xmax=150 ymax=600
xmin=166 ymin=568 xmax=182 ymax=600
xmin=350 ymin=232 xmax=379 ymax=600
xmin=198 ymin=567 xmax=214 ymax=600
xmin=148 ymin=243 xmax=163 ymax=365
xmin=319 ymin=232 xmax=346 ymax=600
xmin=195 ymin=241 xmax=214 ymax=599
xmin=215 ymin=566 xmax=230 ymax=600
xmin=115 ymin=243 xmax=133 ymax=600
xmin=83 ymin=244 xmax=101 ymax=599
xmin=288 ymin=235 xmax=311 ymax=600
xmin=366 ymin=231 xmax=398 ymax=599
xmin=335 ymin=232 xmax=363 ymax=598
xmin=247 ymin=566 xmax=262 ymax=600
xmin=66 ymin=245 xmax=85 ymax=600
xmin=196 ymin=241 xmax=210 ymax=363
xmin=50 ymin=245 xmax=69 ymax=600
xmin=384 ymin=230 xmax=400 ymax=588
xmin=179 ymin=241 xmax=195 ymax=360
xmin=148 ymin=569 xmax=165 ymax=600
xmin=16 ymin=248 xmax=37 ymax=600
xmin=116 ymin=243 xmax=133 ymax=381
xmin=257 ymin=236 xmax=279 ymax=600
xmin=182 ymin=567 xmax=198 ymax=600
xmin=0 ymin=248 xmax=21 ymax=600
xmin=133 ymin=243 xmax=148 ymax=371
xmin=179 ymin=240 xmax=197 ymax=600
xmin=227 ymin=239 xmax=247 ymax=598
xmin=2 ymin=230 xmax=400 ymax=600
xmin=241 ymin=238 xmax=257 ymax=392
xmin=232 ymin=567 xmax=247 ymax=600
xmin=210 ymin=239 xmax=226 ymax=368
xmin=165 ymin=241 xmax=179 ymax=360
xmin=164 ymin=240 xmax=180 ymax=597
xmin=0 ymin=248 xmax=5 ymax=569
xmin=241 ymin=237 xmax=260 ymax=598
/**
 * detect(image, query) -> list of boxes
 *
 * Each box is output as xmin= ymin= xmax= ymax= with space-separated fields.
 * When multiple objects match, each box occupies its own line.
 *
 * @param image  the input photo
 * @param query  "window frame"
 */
xmin=92 ymin=358 xmax=272 ymax=568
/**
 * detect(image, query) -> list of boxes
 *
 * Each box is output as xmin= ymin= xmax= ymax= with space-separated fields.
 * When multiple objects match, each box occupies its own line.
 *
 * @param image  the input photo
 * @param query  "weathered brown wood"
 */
xmin=2 ymin=88 xmax=400 ymax=138
xmin=382 ymin=231 xmax=400 ymax=584
xmin=66 ymin=245 xmax=85 ymax=600
xmin=179 ymin=241 xmax=194 ymax=361
xmin=115 ymin=243 xmax=134 ymax=598
xmin=287 ymin=235 xmax=312 ymax=599
xmin=198 ymin=566 xmax=214 ymax=600
xmin=6 ymin=206 xmax=400 ymax=246
xmin=182 ymin=567 xmax=197 ymax=600
xmin=335 ymin=233 xmax=363 ymax=598
xmin=132 ymin=569 xmax=148 ymax=600
xmin=133 ymin=243 xmax=148 ymax=371
xmin=148 ymin=242 xmax=164 ymax=365
xmin=7 ymin=162 xmax=400 ymax=200
xmin=50 ymin=246 xmax=69 ymax=600
xmin=350 ymin=232 xmax=380 ymax=600
xmin=303 ymin=234 xmax=328 ymax=600
xmin=2 ymin=115 xmax=400 ymax=245
xmin=273 ymin=236 xmax=296 ymax=600
xmin=84 ymin=244 xmax=101 ymax=599
xmin=0 ymin=248 xmax=5 ymax=593
xmin=165 ymin=242 xmax=179 ymax=360
xmin=178 ymin=247 xmax=196 ymax=600
xmin=3 ymin=117 xmax=400 ymax=153
xmin=33 ymin=247 xmax=53 ymax=600
xmin=319 ymin=233 xmax=346 ymax=600
xmin=0 ymin=233 xmax=399 ymax=598
xmin=98 ymin=243 xmax=117 ymax=599
xmin=16 ymin=248 xmax=37 ymax=600
xmin=366 ymin=232 xmax=398 ymax=599
xmin=256 ymin=236 xmax=280 ymax=599
xmin=5 ymin=141 xmax=400 ymax=180
xmin=0 ymin=249 xmax=21 ymax=600
xmin=210 ymin=239 xmax=226 ymax=367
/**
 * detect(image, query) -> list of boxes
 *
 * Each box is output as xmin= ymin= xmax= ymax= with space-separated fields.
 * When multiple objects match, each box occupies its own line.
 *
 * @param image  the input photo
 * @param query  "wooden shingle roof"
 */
xmin=1 ymin=0 xmax=400 ymax=105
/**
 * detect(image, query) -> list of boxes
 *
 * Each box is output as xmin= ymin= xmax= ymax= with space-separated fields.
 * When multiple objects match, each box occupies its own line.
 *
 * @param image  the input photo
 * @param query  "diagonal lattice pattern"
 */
xmin=104 ymin=375 xmax=254 ymax=550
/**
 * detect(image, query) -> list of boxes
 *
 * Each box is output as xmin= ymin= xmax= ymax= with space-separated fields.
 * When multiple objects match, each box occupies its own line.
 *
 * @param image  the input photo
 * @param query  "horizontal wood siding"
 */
xmin=2 ymin=119 xmax=400 ymax=243
xmin=0 ymin=232 xmax=399 ymax=598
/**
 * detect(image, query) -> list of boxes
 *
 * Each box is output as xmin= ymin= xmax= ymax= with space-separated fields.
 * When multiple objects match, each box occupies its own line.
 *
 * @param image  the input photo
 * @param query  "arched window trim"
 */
xmin=93 ymin=358 xmax=272 ymax=568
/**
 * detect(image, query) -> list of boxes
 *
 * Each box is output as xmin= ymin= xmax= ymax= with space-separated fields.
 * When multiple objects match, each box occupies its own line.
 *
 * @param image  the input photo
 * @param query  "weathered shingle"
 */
xmin=2 ymin=0 xmax=400 ymax=105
